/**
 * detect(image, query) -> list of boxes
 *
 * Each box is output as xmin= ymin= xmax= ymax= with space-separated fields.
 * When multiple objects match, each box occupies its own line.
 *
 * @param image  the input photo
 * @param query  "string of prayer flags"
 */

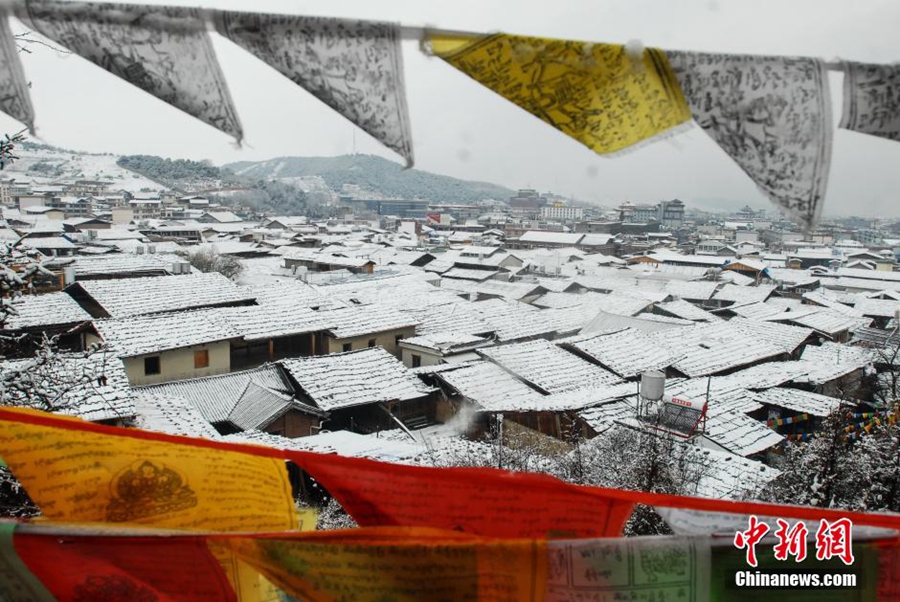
xmin=767 ymin=413 xmax=810 ymax=427
xmin=215 ymin=12 xmax=414 ymax=167
xmin=426 ymin=33 xmax=692 ymax=155
xmin=5 ymin=407 xmax=900 ymax=535
xmin=0 ymin=408 xmax=298 ymax=532
xmin=0 ymin=17 xmax=34 ymax=134
xmin=19 ymin=0 xmax=243 ymax=142
xmin=666 ymin=51 xmax=833 ymax=231
xmin=840 ymin=62 xmax=900 ymax=142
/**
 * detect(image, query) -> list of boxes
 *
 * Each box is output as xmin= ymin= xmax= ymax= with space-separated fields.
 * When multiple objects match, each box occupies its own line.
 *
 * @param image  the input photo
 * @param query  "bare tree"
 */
xmin=181 ymin=247 xmax=244 ymax=280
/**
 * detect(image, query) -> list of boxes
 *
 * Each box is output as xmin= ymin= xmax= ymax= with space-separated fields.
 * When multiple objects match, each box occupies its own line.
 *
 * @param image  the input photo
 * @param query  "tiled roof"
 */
xmin=469 ymin=299 xmax=558 ymax=342
xmin=440 ymin=278 xmax=545 ymax=301
xmin=479 ymin=339 xmax=621 ymax=394
xmin=280 ymin=347 xmax=431 ymax=411
xmin=216 ymin=304 xmax=327 ymax=341
xmin=71 ymin=255 xmax=175 ymax=278
xmin=404 ymin=302 xmax=495 ymax=337
xmin=650 ymin=321 xmax=785 ymax=378
xmin=137 ymin=364 xmax=294 ymax=424
xmin=560 ymin=328 xmax=682 ymax=378
xmin=72 ymin=272 xmax=254 ymax=318
xmin=133 ymin=390 xmax=220 ymax=438
xmin=751 ymin=388 xmax=846 ymax=417
xmin=434 ymin=361 xmax=546 ymax=411
xmin=656 ymin=299 xmax=722 ymax=322
xmin=854 ymin=298 xmax=900 ymax=318
xmin=712 ymin=284 xmax=776 ymax=305
xmin=318 ymin=303 xmax=419 ymax=339
xmin=662 ymin=280 xmax=719 ymax=301
xmin=93 ymin=310 xmax=238 ymax=358
xmin=775 ymin=309 xmax=871 ymax=337
xmin=729 ymin=318 xmax=814 ymax=354
xmin=581 ymin=310 xmax=692 ymax=335
xmin=3 ymin=292 xmax=92 ymax=330
xmin=220 ymin=429 xmax=423 ymax=462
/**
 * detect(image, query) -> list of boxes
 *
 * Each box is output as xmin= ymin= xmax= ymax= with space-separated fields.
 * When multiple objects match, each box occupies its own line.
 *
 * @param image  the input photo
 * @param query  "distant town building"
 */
xmin=540 ymin=204 xmax=584 ymax=221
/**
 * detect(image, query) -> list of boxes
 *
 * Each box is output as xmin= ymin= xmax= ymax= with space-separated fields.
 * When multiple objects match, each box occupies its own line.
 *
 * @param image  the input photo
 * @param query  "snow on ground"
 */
xmin=6 ymin=146 xmax=165 ymax=192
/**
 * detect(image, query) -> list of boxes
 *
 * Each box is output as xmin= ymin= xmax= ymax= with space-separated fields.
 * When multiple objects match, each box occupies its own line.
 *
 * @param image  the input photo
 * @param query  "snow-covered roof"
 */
xmin=729 ymin=317 xmax=814 ymax=354
xmin=440 ymin=277 xmax=545 ymax=301
xmin=405 ymin=301 xmax=495 ymax=337
xmin=434 ymin=361 xmax=546 ymax=411
xmin=518 ymin=231 xmax=583 ymax=245
xmin=441 ymin=267 xmax=498 ymax=281
xmin=400 ymin=332 xmax=490 ymax=354
xmin=137 ymin=364 xmax=295 ymax=424
xmin=469 ymin=299 xmax=559 ymax=342
xmin=650 ymin=321 xmax=785 ymax=378
xmin=3 ymin=292 xmax=92 ymax=330
xmin=712 ymin=284 xmax=776 ymax=305
xmin=215 ymin=304 xmax=327 ymax=341
xmin=71 ymin=272 xmax=254 ymax=318
xmin=318 ymin=303 xmax=419 ymax=339
xmin=479 ymin=339 xmax=621 ymax=394
xmin=662 ymin=280 xmax=719 ymax=301
xmin=751 ymin=388 xmax=846 ymax=417
xmin=20 ymin=236 xmax=76 ymax=250
xmin=220 ymin=429 xmax=423 ymax=462
xmin=581 ymin=310 xmax=692 ymax=334
xmin=280 ymin=347 xmax=431 ymax=411
xmin=655 ymin=299 xmax=722 ymax=323
xmin=133 ymin=390 xmax=220 ymax=438
xmin=854 ymin=298 xmax=900 ymax=319
xmin=560 ymin=328 xmax=682 ymax=378
xmin=774 ymin=309 xmax=870 ymax=337
xmin=93 ymin=310 xmax=238 ymax=357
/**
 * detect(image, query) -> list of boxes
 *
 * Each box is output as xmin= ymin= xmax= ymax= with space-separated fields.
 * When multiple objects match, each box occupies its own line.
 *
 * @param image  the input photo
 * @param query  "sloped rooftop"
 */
xmin=560 ymin=328 xmax=682 ymax=378
xmin=280 ymin=347 xmax=432 ymax=411
xmin=3 ymin=292 xmax=92 ymax=330
xmin=70 ymin=272 xmax=254 ymax=318
xmin=479 ymin=339 xmax=621 ymax=394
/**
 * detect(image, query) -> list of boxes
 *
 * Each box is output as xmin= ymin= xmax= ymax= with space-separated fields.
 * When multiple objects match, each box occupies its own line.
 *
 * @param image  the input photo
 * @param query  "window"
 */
xmin=342 ymin=342 xmax=352 ymax=352
xmin=411 ymin=354 xmax=422 ymax=368
xmin=368 ymin=339 xmax=376 ymax=348
xmin=395 ymin=334 xmax=404 ymax=345
xmin=194 ymin=349 xmax=209 ymax=369
xmin=144 ymin=356 xmax=160 ymax=376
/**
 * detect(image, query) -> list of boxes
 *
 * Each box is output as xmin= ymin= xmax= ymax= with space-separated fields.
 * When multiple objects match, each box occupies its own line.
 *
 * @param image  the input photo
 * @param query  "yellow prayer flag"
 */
xmin=227 ymin=528 xmax=547 ymax=602
xmin=428 ymin=33 xmax=691 ymax=154
xmin=0 ymin=408 xmax=298 ymax=532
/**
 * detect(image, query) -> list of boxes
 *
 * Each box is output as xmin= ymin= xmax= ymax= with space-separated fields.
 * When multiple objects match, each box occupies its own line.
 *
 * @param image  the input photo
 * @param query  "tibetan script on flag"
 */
xmin=427 ymin=34 xmax=692 ymax=155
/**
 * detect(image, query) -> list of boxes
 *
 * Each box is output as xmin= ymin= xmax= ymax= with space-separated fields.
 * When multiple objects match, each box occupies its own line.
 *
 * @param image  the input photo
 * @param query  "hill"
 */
xmin=223 ymin=154 xmax=514 ymax=204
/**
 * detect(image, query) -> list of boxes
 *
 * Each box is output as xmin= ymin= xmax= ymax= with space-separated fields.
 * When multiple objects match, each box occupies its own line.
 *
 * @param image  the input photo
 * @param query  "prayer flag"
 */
xmin=667 ymin=51 xmax=832 ymax=231
xmin=21 ymin=0 xmax=243 ymax=142
xmin=216 ymin=12 xmax=413 ymax=166
xmin=427 ymin=33 xmax=692 ymax=155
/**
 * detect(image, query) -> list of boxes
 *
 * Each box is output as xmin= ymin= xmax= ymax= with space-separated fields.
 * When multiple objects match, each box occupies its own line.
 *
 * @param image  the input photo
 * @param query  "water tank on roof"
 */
xmin=135 ymin=245 xmax=144 ymax=254
xmin=63 ymin=266 xmax=75 ymax=285
xmin=147 ymin=245 xmax=156 ymax=254
xmin=640 ymin=370 xmax=665 ymax=402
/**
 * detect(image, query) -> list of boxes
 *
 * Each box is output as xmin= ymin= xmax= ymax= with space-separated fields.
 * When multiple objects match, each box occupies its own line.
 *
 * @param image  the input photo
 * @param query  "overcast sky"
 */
xmin=4 ymin=0 xmax=900 ymax=215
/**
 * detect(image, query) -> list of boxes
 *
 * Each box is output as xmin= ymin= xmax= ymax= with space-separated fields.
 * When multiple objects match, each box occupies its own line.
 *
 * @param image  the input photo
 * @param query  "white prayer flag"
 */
xmin=668 ymin=51 xmax=833 ymax=231
xmin=0 ymin=15 xmax=34 ymax=134
xmin=216 ymin=12 xmax=413 ymax=167
xmin=840 ymin=61 xmax=900 ymax=142
xmin=21 ymin=0 xmax=242 ymax=142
